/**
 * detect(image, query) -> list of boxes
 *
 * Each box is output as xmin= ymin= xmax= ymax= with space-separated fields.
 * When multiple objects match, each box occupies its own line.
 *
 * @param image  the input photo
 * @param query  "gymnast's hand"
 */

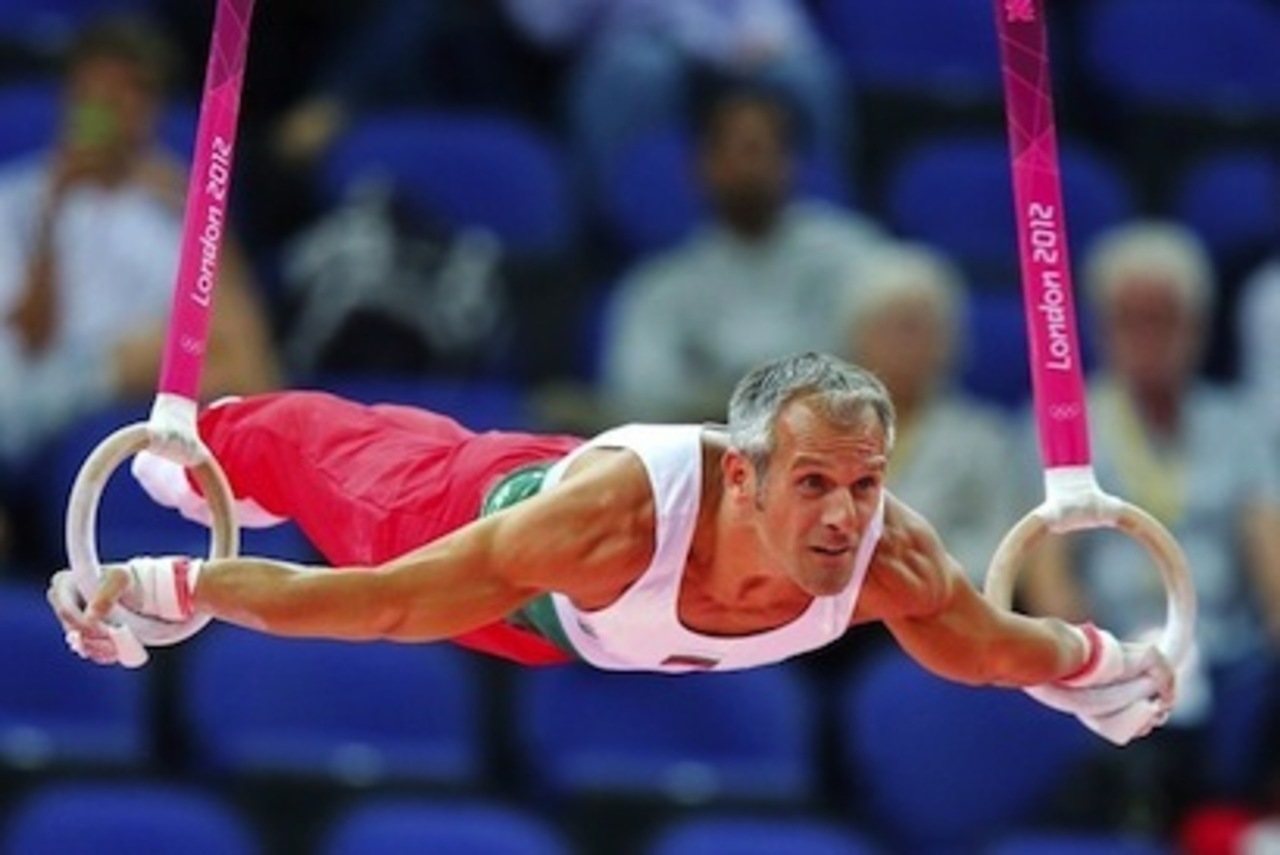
xmin=47 ymin=566 xmax=130 ymax=665
xmin=1025 ymin=623 xmax=1175 ymax=746
xmin=47 ymin=557 xmax=201 ymax=665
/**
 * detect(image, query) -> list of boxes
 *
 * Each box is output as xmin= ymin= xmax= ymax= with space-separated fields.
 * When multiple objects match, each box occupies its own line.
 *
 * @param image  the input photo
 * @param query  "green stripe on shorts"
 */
xmin=481 ymin=462 xmax=581 ymax=659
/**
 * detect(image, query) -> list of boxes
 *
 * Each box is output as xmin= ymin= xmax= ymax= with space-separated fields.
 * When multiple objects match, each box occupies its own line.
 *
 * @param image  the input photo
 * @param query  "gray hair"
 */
xmin=1083 ymin=220 xmax=1216 ymax=317
xmin=727 ymin=352 xmax=895 ymax=473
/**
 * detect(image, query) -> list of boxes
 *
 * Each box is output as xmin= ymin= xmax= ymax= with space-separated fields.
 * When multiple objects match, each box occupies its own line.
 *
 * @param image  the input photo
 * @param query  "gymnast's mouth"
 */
xmin=810 ymin=545 xmax=852 ymax=557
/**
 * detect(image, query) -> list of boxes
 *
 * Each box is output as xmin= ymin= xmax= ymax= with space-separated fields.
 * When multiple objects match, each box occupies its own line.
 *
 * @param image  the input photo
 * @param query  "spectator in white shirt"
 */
xmin=0 ymin=17 xmax=280 ymax=472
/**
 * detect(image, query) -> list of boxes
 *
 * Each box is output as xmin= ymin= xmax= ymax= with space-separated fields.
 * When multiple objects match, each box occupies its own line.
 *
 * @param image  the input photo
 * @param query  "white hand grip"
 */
xmin=65 ymin=421 xmax=239 ymax=666
xmin=984 ymin=467 xmax=1197 ymax=670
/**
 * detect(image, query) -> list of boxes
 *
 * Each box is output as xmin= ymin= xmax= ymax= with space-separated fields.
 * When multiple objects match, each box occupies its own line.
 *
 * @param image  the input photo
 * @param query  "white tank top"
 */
xmin=540 ymin=424 xmax=883 ymax=672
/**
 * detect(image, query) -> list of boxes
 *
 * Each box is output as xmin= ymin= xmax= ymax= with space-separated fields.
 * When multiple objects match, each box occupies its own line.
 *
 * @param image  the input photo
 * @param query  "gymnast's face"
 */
xmin=740 ymin=396 xmax=887 ymax=597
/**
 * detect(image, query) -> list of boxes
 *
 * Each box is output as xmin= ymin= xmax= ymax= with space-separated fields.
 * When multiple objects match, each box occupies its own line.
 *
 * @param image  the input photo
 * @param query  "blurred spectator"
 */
xmin=503 ymin=0 xmax=848 ymax=189
xmin=1018 ymin=221 xmax=1280 ymax=824
xmin=0 ymin=17 xmax=281 ymax=475
xmin=841 ymin=242 xmax=1017 ymax=585
xmin=600 ymin=86 xmax=884 ymax=422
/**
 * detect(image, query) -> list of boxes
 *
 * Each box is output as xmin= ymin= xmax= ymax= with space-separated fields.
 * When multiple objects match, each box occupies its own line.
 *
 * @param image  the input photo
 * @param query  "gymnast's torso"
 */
xmin=490 ymin=424 xmax=884 ymax=673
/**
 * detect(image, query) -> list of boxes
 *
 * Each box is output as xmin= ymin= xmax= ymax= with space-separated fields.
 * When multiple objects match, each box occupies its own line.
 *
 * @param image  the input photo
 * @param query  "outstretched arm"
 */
xmin=52 ymin=450 xmax=653 ymax=652
xmin=858 ymin=494 xmax=1090 ymax=687
xmin=856 ymin=493 xmax=1174 ymax=744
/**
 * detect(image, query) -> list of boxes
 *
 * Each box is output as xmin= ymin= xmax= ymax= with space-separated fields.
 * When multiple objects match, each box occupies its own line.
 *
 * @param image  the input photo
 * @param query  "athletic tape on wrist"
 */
xmin=1057 ymin=622 xmax=1103 ymax=685
xmin=173 ymin=557 xmax=201 ymax=620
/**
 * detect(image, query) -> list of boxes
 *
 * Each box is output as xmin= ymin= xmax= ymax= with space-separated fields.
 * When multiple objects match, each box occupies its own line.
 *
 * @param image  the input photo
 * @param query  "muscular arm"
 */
xmin=857 ymin=494 xmax=1089 ymax=687
xmin=192 ymin=451 xmax=652 ymax=642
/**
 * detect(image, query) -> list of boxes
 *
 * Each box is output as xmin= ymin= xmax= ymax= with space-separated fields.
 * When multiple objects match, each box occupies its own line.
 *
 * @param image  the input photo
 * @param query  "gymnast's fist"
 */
xmin=47 ymin=557 xmax=201 ymax=665
xmin=1025 ymin=623 xmax=1176 ymax=745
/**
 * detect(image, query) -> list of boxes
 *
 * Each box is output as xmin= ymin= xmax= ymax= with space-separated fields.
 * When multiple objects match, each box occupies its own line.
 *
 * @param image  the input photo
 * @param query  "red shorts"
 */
xmin=197 ymin=391 xmax=582 ymax=665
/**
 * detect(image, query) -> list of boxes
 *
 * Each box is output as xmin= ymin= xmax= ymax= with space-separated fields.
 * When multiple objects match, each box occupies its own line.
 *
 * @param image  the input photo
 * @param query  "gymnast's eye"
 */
xmin=797 ymin=474 xmax=831 ymax=495
xmin=853 ymin=476 xmax=879 ymax=494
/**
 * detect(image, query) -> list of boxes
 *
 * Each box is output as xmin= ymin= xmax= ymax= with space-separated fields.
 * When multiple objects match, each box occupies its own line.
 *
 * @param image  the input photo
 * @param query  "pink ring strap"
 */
xmin=994 ymin=0 xmax=1091 ymax=468
xmin=158 ymin=0 xmax=256 ymax=402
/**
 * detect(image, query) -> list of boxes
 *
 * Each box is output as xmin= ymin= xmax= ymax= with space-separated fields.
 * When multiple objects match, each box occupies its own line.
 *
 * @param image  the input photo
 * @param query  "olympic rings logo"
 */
xmin=1047 ymin=403 xmax=1081 ymax=420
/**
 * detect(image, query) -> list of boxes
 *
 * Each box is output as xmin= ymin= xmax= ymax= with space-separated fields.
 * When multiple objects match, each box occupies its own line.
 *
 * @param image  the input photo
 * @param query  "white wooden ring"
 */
xmin=984 ymin=499 xmax=1196 ymax=669
xmin=65 ymin=422 xmax=239 ymax=664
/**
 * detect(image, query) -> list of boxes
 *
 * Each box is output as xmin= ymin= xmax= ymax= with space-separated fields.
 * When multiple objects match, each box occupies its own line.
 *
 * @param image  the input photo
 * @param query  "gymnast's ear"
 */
xmin=721 ymin=447 xmax=754 ymax=500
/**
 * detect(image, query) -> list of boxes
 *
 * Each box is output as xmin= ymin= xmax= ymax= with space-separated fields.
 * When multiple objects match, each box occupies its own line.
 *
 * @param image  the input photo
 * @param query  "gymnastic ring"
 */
xmin=983 ymin=499 xmax=1196 ymax=670
xmin=65 ymin=422 xmax=239 ymax=656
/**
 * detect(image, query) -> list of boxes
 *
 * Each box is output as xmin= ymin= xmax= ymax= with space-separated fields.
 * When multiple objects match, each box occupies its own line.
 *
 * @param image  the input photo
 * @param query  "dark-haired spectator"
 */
xmin=601 ymin=87 xmax=884 ymax=422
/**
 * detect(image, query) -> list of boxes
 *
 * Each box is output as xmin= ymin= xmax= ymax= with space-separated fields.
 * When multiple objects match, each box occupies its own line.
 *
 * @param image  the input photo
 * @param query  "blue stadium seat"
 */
xmin=817 ymin=0 xmax=1000 ymax=100
xmin=1 ymin=782 xmax=259 ymax=855
xmin=36 ymin=402 xmax=313 ymax=568
xmin=306 ymin=374 xmax=533 ymax=432
xmin=646 ymin=816 xmax=881 ymax=855
xmin=321 ymin=112 xmax=576 ymax=255
xmin=961 ymin=291 xmax=1031 ymax=411
xmin=320 ymin=799 xmax=570 ymax=855
xmin=0 ymin=582 xmax=151 ymax=771
xmin=1084 ymin=0 xmax=1280 ymax=113
xmin=838 ymin=649 xmax=1095 ymax=852
xmin=886 ymin=135 xmax=1134 ymax=284
xmin=158 ymin=100 xmax=198 ymax=164
xmin=1203 ymin=654 xmax=1280 ymax=798
xmin=0 ymin=81 xmax=58 ymax=164
xmin=1173 ymin=149 xmax=1278 ymax=260
xmin=180 ymin=624 xmax=483 ymax=787
xmin=599 ymin=125 xmax=849 ymax=256
xmin=990 ymin=832 xmax=1172 ymax=855
xmin=515 ymin=664 xmax=816 ymax=804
